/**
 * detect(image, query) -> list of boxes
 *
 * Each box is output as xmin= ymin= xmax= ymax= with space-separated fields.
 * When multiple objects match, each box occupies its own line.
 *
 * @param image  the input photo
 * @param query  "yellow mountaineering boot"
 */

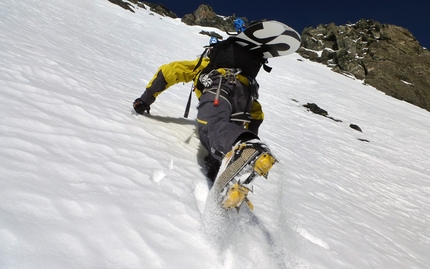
xmin=213 ymin=139 xmax=277 ymax=211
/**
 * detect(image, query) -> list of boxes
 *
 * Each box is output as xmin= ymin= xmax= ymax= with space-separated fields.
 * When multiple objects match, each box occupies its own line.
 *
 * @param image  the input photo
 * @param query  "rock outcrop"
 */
xmin=107 ymin=0 xmax=135 ymax=13
xmin=298 ymin=19 xmax=430 ymax=112
xmin=181 ymin=4 xmax=246 ymax=33
xmin=141 ymin=2 xmax=177 ymax=18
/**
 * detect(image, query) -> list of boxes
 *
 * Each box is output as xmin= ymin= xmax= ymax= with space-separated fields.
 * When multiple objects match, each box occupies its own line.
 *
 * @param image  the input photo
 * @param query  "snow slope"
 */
xmin=1 ymin=0 xmax=429 ymax=268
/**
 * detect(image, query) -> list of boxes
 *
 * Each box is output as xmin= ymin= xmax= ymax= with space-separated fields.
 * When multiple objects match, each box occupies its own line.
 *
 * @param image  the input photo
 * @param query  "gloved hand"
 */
xmin=133 ymin=98 xmax=150 ymax=114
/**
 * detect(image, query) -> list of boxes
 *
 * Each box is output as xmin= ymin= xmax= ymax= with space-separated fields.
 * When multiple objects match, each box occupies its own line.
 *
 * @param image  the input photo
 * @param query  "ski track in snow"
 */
xmin=1 ymin=0 xmax=430 ymax=268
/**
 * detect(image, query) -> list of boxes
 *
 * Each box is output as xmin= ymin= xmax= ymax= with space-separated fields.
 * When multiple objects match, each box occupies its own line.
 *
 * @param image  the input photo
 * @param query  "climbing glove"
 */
xmin=133 ymin=98 xmax=150 ymax=114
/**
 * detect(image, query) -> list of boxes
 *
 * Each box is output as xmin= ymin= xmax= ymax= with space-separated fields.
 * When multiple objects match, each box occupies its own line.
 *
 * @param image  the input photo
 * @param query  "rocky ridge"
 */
xmin=181 ymin=4 xmax=245 ymax=33
xmin=299 ymin=19 xmax=430 ymax=111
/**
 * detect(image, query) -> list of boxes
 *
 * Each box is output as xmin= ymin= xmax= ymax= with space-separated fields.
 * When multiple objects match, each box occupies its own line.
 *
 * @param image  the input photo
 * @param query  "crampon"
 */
xmin=213 ymin=139 xmax=277 ymax=211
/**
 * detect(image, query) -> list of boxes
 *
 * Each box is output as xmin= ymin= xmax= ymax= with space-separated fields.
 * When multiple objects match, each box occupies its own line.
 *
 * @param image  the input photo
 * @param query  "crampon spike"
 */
xmin=222 ymin=182 xmax=251 ymax=210
xmin=254 ymin=153 xmax=277 ymax=178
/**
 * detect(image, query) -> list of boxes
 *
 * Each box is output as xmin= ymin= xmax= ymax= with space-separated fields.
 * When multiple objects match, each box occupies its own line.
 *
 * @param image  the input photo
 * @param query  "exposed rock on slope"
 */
xmin=181 ymin=4 xmax=246 ymax=33
xmin=298 ymin=19 xmax=430 ymax=112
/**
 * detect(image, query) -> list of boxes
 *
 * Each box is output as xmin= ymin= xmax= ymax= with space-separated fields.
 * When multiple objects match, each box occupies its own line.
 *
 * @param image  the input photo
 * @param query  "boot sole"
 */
xmin=221 ymin=152 xmax=277 ymax=210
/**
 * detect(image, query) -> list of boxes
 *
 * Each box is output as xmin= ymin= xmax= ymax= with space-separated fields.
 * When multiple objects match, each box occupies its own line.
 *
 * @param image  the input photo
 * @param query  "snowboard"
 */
xmin=233 ymin=20 xmax=302 ymax=59
xmin=210 ymin=139 xmax=277 ymax=211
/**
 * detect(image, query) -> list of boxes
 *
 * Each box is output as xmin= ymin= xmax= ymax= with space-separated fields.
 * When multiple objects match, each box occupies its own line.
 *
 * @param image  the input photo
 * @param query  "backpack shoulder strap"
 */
xmin=192 ymin=48 xmax=209 ymax=72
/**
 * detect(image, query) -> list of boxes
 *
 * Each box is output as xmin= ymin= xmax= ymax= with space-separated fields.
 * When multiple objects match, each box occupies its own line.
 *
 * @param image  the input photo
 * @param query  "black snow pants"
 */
xmin=196 ymin=70 xmax=258 ymax=161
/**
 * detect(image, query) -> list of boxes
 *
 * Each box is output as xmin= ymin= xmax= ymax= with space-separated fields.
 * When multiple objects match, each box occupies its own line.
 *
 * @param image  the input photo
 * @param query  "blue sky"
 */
xmin=154 ymin=0 xmax=428 ymax=48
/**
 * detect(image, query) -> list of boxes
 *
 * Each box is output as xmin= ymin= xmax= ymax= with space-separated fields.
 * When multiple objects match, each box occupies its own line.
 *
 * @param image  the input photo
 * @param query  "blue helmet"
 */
xmin=209 ymin=36 xmax=219 ymax=45
xmin=234 ymin=18 xmax=245 ymax=33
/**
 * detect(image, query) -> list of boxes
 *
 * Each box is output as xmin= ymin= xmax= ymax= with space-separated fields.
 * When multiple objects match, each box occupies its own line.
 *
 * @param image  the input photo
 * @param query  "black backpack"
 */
xmin=205 ymin=37 xmax=267 ymax=78
xmin=194 ymin=36 xmax=271 ymax=80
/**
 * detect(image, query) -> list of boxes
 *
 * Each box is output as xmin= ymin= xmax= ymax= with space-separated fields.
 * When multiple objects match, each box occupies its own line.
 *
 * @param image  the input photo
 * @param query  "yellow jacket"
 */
xmin=144 ymin=59 xmax=264 ymax=130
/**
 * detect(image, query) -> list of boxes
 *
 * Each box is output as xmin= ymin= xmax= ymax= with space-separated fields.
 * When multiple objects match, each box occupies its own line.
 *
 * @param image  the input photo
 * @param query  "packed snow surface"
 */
xmin=1 ymin=0 xmax=430 ymax=268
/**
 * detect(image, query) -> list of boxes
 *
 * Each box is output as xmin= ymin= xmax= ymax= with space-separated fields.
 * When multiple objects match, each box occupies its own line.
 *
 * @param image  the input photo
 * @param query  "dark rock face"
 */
xmin=107 ymin=0 xmax=135 ymax=13
xmin=107 ymin=0 xmax=177 ymax=17
xmin=142 ymin=2 xmax=177 ymax=18
xmin=299 ymin=19 xmax=430 ymax=112
xmin=181 ymin=4 xmax=245 ymax=33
